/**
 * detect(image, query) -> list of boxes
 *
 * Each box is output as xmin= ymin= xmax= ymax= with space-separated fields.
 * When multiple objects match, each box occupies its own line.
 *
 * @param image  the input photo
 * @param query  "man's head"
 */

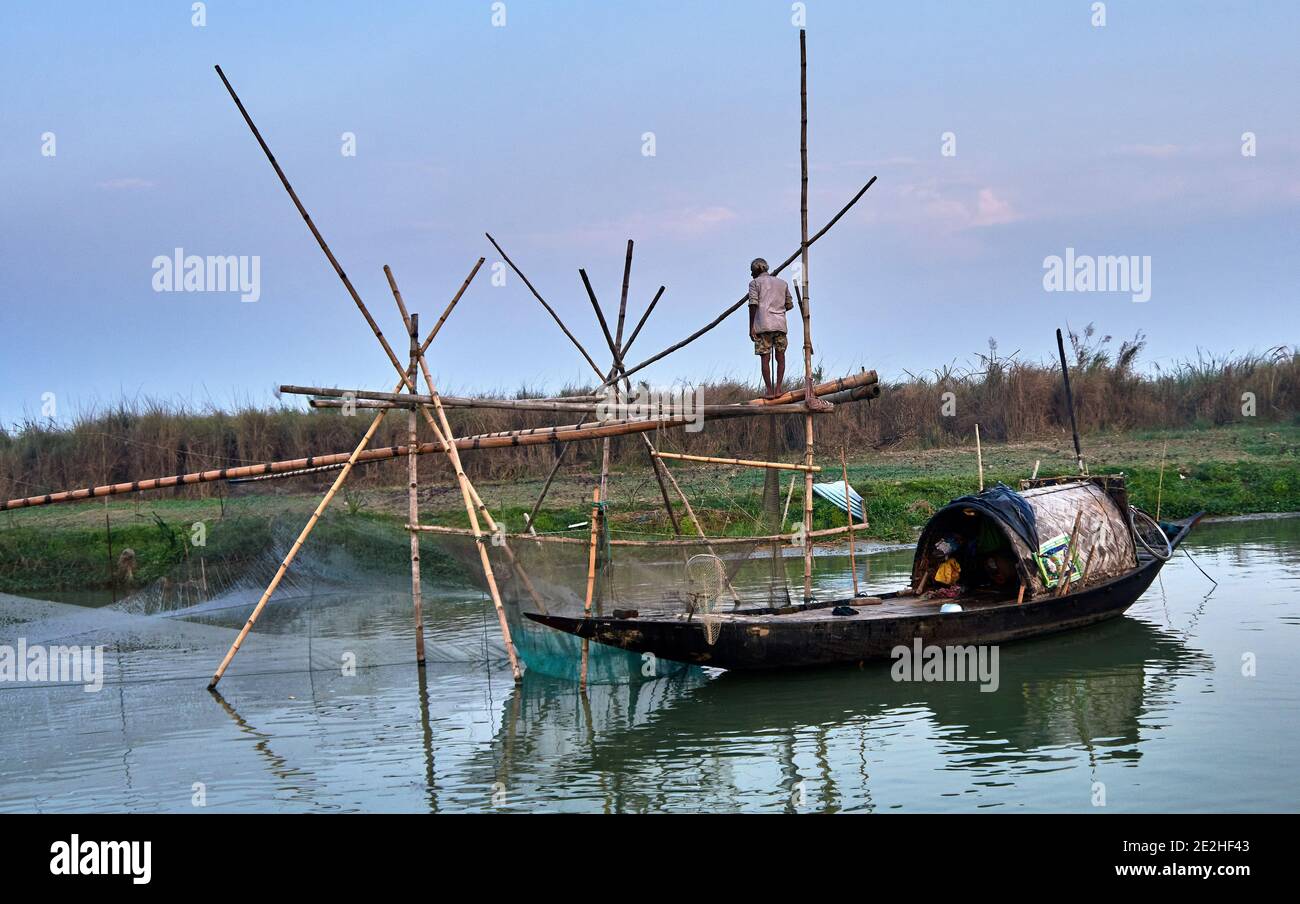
xmin=750 ymin=258 xmax=769 ymax=278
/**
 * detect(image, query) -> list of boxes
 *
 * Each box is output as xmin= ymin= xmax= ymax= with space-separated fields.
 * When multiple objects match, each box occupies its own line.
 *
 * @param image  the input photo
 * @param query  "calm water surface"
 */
xmin=2 ymin=517 xmax=1297 ymax=812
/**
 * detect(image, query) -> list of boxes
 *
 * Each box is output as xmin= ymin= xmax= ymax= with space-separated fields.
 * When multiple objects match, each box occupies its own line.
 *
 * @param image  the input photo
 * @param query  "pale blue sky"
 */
xmin=1 ymin=0 xmax=1297 ymax=426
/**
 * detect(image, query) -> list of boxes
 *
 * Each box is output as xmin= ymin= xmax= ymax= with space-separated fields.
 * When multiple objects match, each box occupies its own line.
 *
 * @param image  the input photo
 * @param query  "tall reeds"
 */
xmin=1 ymin=331 xmax=1294 ymax=503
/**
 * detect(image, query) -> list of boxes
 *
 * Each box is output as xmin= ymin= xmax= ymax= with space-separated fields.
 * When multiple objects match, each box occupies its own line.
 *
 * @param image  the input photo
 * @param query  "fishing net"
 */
xmin=431 ymin=521 xmax=805 ymax=681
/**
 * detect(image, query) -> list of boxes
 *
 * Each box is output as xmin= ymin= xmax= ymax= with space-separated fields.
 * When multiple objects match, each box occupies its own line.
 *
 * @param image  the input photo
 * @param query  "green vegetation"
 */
xmin=6 ymin=423 xmax=1291 ymax=595
xmin=0 ymin=498 xmax=460 ymax=596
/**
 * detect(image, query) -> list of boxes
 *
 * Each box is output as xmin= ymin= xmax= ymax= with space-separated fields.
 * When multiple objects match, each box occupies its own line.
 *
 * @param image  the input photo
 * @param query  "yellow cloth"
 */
xmin=935 ymin=558 xmax=961 ymax=586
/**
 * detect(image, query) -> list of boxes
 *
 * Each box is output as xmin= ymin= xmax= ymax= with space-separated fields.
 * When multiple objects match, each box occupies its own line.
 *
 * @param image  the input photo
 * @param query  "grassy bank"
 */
xmin=3 ymin=423 xmax=1294 ymax=595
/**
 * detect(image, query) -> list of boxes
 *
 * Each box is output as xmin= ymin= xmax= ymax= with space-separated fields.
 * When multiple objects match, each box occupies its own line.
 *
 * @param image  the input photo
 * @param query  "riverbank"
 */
xmin=2 ymin=423 xmax=1295 ymax=595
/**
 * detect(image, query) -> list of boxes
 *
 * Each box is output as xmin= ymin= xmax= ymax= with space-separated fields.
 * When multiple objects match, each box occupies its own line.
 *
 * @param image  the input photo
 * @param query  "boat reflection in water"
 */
xmin=471 ymin=614 xmax=1211 ymax=812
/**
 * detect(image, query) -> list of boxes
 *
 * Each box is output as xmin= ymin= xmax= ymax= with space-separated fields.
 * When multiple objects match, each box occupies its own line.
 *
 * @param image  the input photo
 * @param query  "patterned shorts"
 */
xmin=753 ymin=331 xmax=788 ymax=356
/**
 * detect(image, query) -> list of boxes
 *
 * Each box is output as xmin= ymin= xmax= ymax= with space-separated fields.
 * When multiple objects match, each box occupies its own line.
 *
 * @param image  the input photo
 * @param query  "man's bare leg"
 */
xmin=760 ymin=352 xmax=776 ymax=399
xmin=775 ymin=348 xmax=786 ymax=397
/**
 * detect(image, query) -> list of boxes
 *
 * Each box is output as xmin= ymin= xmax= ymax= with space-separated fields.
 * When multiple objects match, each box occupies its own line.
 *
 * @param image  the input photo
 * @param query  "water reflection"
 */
xmin=1 ymin=516 xmax=1293 ymax=813
xmin=474 ymin=615 xmax=1211 ymax=812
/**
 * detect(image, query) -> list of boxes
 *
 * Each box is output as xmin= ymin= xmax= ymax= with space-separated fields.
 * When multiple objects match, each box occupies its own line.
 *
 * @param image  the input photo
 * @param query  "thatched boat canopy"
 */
xmin=912 ymin=478 xmax=1137 ymax=598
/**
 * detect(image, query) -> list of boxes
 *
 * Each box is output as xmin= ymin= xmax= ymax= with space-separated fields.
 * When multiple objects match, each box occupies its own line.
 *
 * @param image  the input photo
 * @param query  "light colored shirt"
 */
xmin=748 ymin=273 xmax=792 ymax=334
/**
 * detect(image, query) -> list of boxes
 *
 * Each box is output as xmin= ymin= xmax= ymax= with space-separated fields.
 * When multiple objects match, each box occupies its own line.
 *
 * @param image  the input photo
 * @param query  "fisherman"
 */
xmin=747 ymin=257 xmax=794 ymax=399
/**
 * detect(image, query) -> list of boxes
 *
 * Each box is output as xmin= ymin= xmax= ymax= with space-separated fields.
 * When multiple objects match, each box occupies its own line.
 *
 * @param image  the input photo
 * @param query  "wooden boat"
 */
xmin=526 ymin=477 xmax=1204 ymax=672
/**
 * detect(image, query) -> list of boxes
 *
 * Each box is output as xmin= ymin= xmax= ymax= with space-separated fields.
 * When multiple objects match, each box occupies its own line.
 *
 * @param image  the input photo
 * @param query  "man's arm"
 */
xmin=747 ymin=279 xmax=760 ymax=338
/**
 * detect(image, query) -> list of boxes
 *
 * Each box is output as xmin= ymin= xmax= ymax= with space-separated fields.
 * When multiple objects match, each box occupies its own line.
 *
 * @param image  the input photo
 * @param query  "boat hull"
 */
xmin=525 ymin=517 xmax=1199 ymax=672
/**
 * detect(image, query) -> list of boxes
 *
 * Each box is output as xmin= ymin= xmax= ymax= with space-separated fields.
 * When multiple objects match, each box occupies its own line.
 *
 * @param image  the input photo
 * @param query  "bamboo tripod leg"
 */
xmin=427 ymin=385 xmax=522 ymax=680
xmin=580 ymin=488 xmax=600 ymax=688
xmin=208 ymin=408 xmax=389 ymax=689
xmin=407 ymin=314 xmax=426 ymax=664
xmin=385 ymin=268 xmax=522 ymax=680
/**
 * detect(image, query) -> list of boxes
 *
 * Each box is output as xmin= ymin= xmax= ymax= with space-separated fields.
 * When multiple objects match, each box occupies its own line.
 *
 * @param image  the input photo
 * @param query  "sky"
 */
xmin=1 ymin=0 xmax=1297 ymax=427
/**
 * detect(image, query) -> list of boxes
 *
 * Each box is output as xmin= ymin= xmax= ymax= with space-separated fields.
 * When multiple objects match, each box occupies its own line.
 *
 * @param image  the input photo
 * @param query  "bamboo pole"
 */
xmin=208 ymin=281 xmax=474 ymax=687
xmin=295 ymin=388 xmax=604 ymax=412
xmin=580 ymin=487 xmax=600 ymax=688
xmin=621 ymin=285 xmax=665 ymax=359
xmin=208 ymin=407 xmax=389 ymax=689
xmin=519 ymin=248 xmax=683 ymax=538
xmin=841 ymin=447 xmax=859 ymax=598
xmin=580 ymin=269 xmax=618 ymax=361
xmin=1056 ymin=510 xmax=1085 ymax=598
xmin=613 ymin=177 xmax=877 ymax=384
xmin=975 ymin=423 xmax=984 ymax=492
xmin=1156 ymin=441 xmax=1168 ymax=521
xmin=485 ymin=232 xmax=604 ymax=377
xmin=406 ymin=312 xmax=426 ymax=665
xmin=3 ymin=370 xmax=881 ymax=512
xmin=751 ymin=369 xmax=877 ymax=407
xmin=781 ymin=472 xmax=797 ymax=529
xmin=0 ymin=412 xmax=752 ymax=511
xmin=385 ymin=267 xmax=523 ymax=679
xmin=798 ymin=29 xmax=817 ymax=602
xmin=393 ymin=303 xmax=554 ymax=618
xmin=304 ymin=391 xmax=825 ymax=417
xmin=614 ymin=240 xmax=633 ymax=350
xmin=409 ymin=522 xmax=856 ymax=546
xmin=290 ymin=368 xmax=876 ymax=414
xmin=214 ymin=66 xmax=414 ymax=390
xmin=1056 ymin=327 xmax=1087 ymax=476
xmin=651 ymin=450 xmax=821 ymax=472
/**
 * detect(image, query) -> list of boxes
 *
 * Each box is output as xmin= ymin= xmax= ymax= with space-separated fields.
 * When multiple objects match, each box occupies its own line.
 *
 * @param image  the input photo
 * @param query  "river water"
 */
xmin=1 ymin=517 xmax=1297 ymax=812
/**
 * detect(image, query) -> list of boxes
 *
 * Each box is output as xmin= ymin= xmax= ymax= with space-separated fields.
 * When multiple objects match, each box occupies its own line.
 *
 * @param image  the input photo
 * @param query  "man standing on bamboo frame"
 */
xmin=747 ymin=257 xmax=794 ymax=399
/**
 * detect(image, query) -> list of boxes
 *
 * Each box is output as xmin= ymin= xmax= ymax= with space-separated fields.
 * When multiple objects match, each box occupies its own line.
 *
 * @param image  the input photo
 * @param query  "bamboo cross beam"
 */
xmin=614 ymin=175 xmax=877 ymax=384
xmin=651 ymin=451 xmax=821 ymax=472
xmin=750 ymin=369 xmax=877 ymax=407
xmin=4 ymin=377 xmax=883 ymax=511
xmin=2 ymin=405 xmax=796 ymax=512
xmin=303 ymin=389 xmax=839 ymax=417
xmin=208 ymin=406 xmax=390 ymax=689
xmin=292 ymin=386 xmax=605 ymax=412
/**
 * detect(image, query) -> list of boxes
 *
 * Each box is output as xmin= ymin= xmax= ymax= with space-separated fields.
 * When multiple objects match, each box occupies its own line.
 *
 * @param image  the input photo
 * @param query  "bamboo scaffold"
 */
xmin=7 ymin=29 xmax=884 ymax=690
